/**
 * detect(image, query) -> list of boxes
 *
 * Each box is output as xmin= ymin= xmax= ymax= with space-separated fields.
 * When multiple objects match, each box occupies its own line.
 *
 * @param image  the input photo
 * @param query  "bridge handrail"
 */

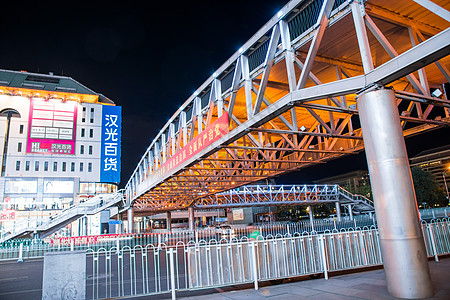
xmin=338 ymin=186 xmax=374 ymax=208
xmin=0 ymin=191 xmax=124 ymax=243
xmin=123 ymin=0 xmax=351 ymax=197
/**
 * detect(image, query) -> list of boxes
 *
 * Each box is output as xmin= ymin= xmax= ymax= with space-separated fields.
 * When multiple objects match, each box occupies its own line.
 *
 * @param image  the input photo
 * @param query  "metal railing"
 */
xmin=86 ymin=218 xmax=450 ymax=300
xmin=0 ymin=191 xmax=124 ymax=242
xmin=420 ymin=207 xmax=450 ymax=220
xmin=2 ymin=208 xmax=449 ymax=261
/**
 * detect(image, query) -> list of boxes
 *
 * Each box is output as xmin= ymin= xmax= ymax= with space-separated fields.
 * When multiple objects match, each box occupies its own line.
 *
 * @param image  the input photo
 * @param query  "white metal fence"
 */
xmin=2 ymin=212 xmax=449 ymax=262
xmin=86 ymin=218 xmax=450 ymax=300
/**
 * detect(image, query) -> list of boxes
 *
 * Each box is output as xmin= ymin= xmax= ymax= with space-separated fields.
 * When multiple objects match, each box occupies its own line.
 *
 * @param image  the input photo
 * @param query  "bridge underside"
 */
xmin=127 ymin=0 xmax=450 ymax=214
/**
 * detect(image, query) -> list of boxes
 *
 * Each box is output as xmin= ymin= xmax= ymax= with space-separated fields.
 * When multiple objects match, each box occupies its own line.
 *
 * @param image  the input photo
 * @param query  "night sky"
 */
xmin=1 ymin=1 xmax=449 ymax=187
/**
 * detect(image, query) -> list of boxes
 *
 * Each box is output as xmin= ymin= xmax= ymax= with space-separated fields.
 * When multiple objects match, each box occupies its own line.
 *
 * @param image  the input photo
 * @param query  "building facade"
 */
xmin=0 ymin=69 xmax=121 ymax=235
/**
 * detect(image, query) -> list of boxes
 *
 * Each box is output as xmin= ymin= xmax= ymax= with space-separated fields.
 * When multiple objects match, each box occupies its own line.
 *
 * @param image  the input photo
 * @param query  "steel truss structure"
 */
xmin=125 ymin=0 xmax=450 ymax=213
xmin=195 ymin=184 xmax=374 ymax=213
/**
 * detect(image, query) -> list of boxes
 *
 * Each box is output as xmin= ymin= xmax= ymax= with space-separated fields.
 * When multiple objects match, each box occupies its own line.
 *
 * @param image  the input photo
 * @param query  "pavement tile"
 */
xmin=352 ymin=291 xmax=397 ymax=300
xmin=285 ymin=286 xmax=323 ymax=297
xmin=224 ymin=290 xmax=266 ymax=300
xmin=306 ymin=293 xmax=362 ymax=300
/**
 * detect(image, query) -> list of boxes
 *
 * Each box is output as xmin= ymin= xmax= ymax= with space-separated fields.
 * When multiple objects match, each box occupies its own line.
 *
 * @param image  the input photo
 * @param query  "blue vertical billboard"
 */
xmin=100 ymin=105 xmax=121 ymax=183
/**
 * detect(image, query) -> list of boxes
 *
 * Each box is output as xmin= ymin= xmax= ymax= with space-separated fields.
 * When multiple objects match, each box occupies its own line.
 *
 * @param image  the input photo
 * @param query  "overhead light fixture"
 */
xmin=300 ymin=126 xmax=306 ymax=131
xmin=277 ymin=10 xmax=283 ymax=18
xmin=238 ymin=47 xmax=244 ymax=54
xmin=431 ymin=89 xmax=442 ymax=98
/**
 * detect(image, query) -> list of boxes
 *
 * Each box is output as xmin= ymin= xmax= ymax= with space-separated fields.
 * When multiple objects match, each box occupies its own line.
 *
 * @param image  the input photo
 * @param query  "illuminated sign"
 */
xmin=233 ymin=208 xmax=244 ymax=221
xmin=152 ymin=112 xmax=229 ymax=180
xmin=26 ymin=98 xmax=77 ymax=155
xmin=100 ymin=105 xmax=121 ymax=183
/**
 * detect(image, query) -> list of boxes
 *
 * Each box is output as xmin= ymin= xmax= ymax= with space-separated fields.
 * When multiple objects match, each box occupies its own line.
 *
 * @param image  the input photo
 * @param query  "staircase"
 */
xmin=0 ymin=191 xmax=124 ymax=243
xmin=338 ymin=186 xmax=375 ymax=214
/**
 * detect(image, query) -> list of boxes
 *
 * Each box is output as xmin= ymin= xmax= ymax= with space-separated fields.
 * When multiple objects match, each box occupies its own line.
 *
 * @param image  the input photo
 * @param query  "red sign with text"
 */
xmin=153 ymin=112 xmax=229 ymax=179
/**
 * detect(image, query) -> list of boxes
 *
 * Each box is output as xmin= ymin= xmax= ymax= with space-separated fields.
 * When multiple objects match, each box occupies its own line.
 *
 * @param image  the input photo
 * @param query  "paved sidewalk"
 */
xmin=178 ymin=257 xmax=450 ymax=299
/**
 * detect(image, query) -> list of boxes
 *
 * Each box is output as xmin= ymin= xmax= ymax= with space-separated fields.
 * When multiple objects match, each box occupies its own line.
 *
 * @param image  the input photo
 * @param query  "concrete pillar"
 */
xmin=84 ymin=216 xmax=88 ymax=236
xmin=188 ymin=207 xmax=195 ymax=231
xmin=335 ymin=202 xmax=342 ymax=221
xmin=308 ymin=206 xmax=314 ymax=231
xmin=127 ymin=207 xmax=134 ymax=233
xmin=357 ymin=88 xmax=432 ymax=298
xmin=348 ymin=205 xmax=353 ymax=220
xmin=166 ymin=211 xmax=172 ymax=231
xmin=117 ymin=214 xmax=123 ymax=234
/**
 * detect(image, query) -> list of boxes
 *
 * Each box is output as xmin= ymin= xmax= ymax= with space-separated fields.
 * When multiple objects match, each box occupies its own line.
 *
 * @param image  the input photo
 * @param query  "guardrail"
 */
xmin=85 ymin=218 xmax=450 ymax=300
xmin=0 ymin=191 xmax=124 ymax=242
xmin=3 ymin=211 xmax=449 ymax=261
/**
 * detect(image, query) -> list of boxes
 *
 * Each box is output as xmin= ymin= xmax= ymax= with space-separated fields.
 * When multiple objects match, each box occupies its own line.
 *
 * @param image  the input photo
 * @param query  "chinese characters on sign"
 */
xmin=100 ymin=105 xmax=121 ymax=183
xmin=152 ymin=112 xmax=229 ymax=181
xmin=26 ymin=98 xmax=77 ymax=154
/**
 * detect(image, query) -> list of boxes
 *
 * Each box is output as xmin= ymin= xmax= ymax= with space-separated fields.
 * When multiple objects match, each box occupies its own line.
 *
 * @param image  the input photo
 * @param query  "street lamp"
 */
xmin=443 ymin=166 xmax=450 ymax=203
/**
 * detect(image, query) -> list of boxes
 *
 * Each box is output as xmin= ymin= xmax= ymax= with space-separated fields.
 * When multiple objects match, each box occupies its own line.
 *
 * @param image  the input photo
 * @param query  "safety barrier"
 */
xmin=86 ymin=219 xmax=450 ymax=300
xmin=1 ymin=214 xmax=448 ymax=261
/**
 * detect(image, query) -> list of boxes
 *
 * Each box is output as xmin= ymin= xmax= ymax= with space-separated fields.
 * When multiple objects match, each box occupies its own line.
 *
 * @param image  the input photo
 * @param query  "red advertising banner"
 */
xmin=0 ymin=210 xmax=15 ymax=221
xmin=50 ymin=233 xmax=133 ymax=246
xmin=153 ymin=112 xmax=229 ymax=179
xmin=26 ymin=98 xmax=78 ymax=155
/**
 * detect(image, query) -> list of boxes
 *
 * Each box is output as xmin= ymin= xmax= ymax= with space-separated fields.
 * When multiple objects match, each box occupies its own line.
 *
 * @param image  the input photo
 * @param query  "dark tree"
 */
xmin=411 ymin=166 xmax=447 ymax=208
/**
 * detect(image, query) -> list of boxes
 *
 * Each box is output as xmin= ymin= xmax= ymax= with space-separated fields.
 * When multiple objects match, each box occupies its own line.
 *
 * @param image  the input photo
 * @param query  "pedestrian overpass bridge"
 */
xmin=125 ymin=0 xmax=450 ymax=214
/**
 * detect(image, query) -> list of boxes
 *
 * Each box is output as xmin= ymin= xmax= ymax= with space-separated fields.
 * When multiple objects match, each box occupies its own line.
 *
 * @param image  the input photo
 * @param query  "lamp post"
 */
xmin=443 ymin=166 xmax=450 ymax=203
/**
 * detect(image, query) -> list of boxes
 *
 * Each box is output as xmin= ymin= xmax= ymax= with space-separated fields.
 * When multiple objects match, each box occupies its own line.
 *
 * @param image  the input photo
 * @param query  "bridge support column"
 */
xmin=188 ymin=207 xmax=195 ymax=231
xmin=347 ymin=205 xmax=353 ymax=220
xmin=335 ymin=202 xmax=341 ymax=222
xmin=117 ymin=214 xmax=123 ymax=234
xmin=308 ymin=206 xmax=314 ymax=231
xmin=83 ymin=216 xmax=88 ymax=236
xmin=127 ymin=207 xmax=134 ymax=233
xmin=357 ymin=88 xmax=433 ymax=298
xmin=166 ymin=211 xmax=172 ymax=231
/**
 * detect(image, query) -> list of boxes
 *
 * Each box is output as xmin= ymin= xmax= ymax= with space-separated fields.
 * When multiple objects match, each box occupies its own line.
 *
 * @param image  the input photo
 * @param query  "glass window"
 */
xmin=88 ymin=145 xmax=93 ymax=155
xmin=17 ymin=142 xmax=22 ymax=152
xmin=88 ymin=162 xmax=92 ymax=172
xmin=90 ymin=107 xmax=94 ymax=123
xmin=25 ymin=161 xmax=30 ymax=171
xmin=80 ymin=145 xmax=84 ymax=155
xmin=81 ymin=128 xmax=85 ymax=137
xmin=80 ymin=162 xmax=84 ymax=172
xmin=71 ymin=162 xmax=75 ymax=172
xmin=44 ymin=161 xmax=49 ymax=171
xmin=15 ymin=161 xmax=20 ymax=171
xmin=5 ymin=180 xmax=38 ymax=193
xmin=44 ymin=180 xmax=74 ymax=193
xmin=89 ymin=129 xmax=93 ymax=138
xmin=19 ymin=124 xmax=24 ymax=134
xmin=82 ymin=107 xmax=86 ymax=123
xmin=62 ymin=162 xmax=66 ymax=172
xmin=53 ymin=162 xmax=57 ymax=172
xmin=35 ymin=161 xmax=39 ymax=171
